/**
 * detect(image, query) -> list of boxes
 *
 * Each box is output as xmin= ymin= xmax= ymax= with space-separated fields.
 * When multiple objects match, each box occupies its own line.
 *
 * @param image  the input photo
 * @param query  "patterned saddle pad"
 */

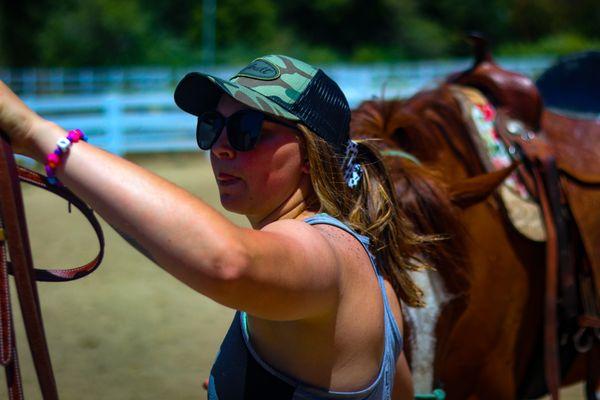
xmin=451 ymin=85 xmax=546 ymax=242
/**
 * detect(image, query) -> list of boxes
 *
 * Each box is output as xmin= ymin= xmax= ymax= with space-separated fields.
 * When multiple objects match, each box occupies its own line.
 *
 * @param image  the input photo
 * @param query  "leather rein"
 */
xmin=0 ymin=132 xmax=104 ymax=399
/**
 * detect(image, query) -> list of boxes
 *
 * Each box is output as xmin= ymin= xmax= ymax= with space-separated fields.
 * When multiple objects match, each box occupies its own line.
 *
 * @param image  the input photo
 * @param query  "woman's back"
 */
xmin=208 ymin=214 xmax=404 ymax=399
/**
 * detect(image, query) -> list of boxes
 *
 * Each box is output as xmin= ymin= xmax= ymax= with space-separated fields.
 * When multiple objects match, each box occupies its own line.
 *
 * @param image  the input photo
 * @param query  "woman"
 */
xmin=0 ymin=55 xmax=422 ymax=398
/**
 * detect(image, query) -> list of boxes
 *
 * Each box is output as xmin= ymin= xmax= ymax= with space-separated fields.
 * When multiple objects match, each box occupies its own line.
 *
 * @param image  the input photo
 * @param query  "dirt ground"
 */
xmin=1 ymin=153 xmax=586 ymax=399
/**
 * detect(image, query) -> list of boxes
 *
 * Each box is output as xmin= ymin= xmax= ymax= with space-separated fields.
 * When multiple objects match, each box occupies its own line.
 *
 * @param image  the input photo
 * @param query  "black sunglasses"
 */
xmin=196 ymin=109 xmax=298 ymax=152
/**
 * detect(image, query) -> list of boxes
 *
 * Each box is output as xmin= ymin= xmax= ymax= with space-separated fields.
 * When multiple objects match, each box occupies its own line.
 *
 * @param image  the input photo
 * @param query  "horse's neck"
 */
xmin=428 ymin=151 xmax=473 ymax=184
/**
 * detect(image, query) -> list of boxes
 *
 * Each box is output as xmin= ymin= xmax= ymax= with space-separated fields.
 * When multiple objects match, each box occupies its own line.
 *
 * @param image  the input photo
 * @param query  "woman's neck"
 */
xmin=248 ymin=179 xmax=317 ymax=229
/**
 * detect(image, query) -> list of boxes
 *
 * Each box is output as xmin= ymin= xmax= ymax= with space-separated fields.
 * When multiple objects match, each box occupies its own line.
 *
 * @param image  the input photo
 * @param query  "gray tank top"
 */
xmin=208 ymin=213 xmax=403 ymax=399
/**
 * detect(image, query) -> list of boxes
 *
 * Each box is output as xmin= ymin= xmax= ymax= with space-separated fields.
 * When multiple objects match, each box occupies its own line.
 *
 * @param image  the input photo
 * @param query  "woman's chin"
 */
xmin=219 ymin=193 xmax=250 ymax=214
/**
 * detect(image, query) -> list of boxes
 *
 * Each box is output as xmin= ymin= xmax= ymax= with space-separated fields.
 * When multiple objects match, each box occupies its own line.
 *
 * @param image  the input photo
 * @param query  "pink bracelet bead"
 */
xmin=67 ymin=130 xmax=81 ymax=143
xmin=45 ymin=129 xmax=88 ymax=186
xmin=47 ymin=153 xmax=60 ymax=168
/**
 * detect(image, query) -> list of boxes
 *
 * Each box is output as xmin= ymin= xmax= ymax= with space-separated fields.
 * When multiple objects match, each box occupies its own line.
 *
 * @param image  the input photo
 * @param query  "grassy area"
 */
xmin=1 ymin=153 xmax=586 ymax=399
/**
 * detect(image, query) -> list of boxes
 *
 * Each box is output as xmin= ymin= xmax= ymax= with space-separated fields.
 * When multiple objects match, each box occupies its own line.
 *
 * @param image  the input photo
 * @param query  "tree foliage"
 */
xmin=0 ymin=0 xmax=598 ymax=67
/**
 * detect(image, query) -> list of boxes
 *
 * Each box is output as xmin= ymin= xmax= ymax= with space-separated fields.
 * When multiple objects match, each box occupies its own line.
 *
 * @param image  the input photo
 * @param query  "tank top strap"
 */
xmin=304 ymin=213 xmax=403 ymax=357
xmin=380 ymin=284 xmax=403 ymax=359
xmin=303 ymin=213 xmax=371 ymax=254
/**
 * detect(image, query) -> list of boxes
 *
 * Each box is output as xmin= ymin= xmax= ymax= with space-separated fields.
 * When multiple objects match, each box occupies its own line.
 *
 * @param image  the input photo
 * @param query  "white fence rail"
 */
xmin=25 ymin=93 xmax=196 ymax=155
xmin=16 ymin=57 xmax=555 ymax=155
xmin=4 ymin=57 xmax=554 ymax=96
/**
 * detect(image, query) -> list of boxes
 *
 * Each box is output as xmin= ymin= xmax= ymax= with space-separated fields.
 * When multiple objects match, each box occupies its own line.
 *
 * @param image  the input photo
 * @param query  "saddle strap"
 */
xmin=531 ymin=156 xmax=564 ymax=400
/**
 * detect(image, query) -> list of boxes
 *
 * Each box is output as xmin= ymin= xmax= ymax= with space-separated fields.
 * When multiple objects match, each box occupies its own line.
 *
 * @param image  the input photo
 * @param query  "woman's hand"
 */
xmin=0 ymin=80 xmax=48 ymax=158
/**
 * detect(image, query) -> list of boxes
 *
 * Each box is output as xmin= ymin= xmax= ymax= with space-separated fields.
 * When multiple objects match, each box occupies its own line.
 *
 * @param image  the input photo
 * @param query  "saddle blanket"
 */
xmin=452 ymin=85 xmax=547 ymax=242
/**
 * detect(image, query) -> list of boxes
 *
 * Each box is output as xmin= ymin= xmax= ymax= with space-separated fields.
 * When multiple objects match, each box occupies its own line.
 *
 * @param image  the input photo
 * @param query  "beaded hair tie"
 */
xmin=45 ymin=129 xmax=88 ymax=185
xmin=342 ymin=139 xmax=363 ymax=189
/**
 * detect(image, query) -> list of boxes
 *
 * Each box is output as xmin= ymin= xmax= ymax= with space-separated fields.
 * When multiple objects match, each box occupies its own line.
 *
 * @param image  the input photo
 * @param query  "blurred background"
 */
xmin=2 ymin=0 xmax=598 ymax=154
xmin=2 ymin=0 xmax=599 ymax=66
xmin=0 ymin=0 xmax=598 ymax=399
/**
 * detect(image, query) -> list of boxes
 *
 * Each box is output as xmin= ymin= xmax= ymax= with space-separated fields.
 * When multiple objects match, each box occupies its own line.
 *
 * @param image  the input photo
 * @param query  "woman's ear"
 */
xmin=301 ymin=158 xmax=310 ymax=174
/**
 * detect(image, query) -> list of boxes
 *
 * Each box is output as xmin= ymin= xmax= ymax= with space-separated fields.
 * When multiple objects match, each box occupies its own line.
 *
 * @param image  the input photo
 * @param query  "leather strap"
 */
xmin=531 ymin=156 xmax=561 ymax=400
xmin=0 ymin=132 xmax=58 ymax=399
xmin=0 ymin=235 xmax=24 ymax=400
xmin=9 ymin=165 xmax=104 ymax=282
xmin=0 ymin=132 xmax=104 ymax=399
xmin=585 ymin=345 xmax=600 ymax=400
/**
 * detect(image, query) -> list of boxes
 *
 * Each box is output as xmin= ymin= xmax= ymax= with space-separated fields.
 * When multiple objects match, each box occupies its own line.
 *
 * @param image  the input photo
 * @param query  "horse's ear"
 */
xmin=449 ymin=164 xmax=518 ymax=208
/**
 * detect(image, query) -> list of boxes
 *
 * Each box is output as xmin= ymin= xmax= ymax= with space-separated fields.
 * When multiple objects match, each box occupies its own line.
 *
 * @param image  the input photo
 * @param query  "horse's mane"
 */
xmin=351 ymin=91 xmax=472 ymax=295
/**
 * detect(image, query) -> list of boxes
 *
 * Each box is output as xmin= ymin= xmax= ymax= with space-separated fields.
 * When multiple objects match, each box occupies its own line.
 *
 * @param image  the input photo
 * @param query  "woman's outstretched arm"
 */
xmin=0 ymin=81 xmax=340 ymax=321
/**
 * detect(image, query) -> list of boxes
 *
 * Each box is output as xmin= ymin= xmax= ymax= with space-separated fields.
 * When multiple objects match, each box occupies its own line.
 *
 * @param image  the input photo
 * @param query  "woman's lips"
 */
xmin=216 ymin=172 xmax=241 ymax=186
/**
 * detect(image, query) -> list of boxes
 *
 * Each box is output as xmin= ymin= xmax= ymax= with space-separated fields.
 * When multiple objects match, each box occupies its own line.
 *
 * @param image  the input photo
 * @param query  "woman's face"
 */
xmin=210 ymin=95 xmax=307 ymax=219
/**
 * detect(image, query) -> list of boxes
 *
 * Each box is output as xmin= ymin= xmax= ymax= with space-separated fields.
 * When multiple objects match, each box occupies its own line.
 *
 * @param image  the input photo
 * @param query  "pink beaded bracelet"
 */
xmin=44 ymin=129 xmax=88 ymax=185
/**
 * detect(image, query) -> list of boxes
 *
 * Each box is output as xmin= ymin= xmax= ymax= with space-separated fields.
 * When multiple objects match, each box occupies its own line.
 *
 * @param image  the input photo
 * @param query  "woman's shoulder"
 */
xmin=262 ymin=216 xmax=365 ymax=260
xmin=259 ymin=218 xmax=340 ymax=259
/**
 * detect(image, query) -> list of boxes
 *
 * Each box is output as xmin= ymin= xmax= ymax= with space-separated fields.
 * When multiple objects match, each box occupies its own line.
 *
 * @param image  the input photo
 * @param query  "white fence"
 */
xmin=24 ymin=93 xmax=196 ymax=155
xmin=16 ymin=57 xmax=555 ymax=155
xmin=4 ymin=57 xmax=554 ymax=96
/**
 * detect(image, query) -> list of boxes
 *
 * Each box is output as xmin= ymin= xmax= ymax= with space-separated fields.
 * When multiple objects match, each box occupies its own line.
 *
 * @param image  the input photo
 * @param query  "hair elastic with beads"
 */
xmin=45 ymin=129 xmax=88 ymax=185
xmin=342 ymin=139 xmax=363 ymax=189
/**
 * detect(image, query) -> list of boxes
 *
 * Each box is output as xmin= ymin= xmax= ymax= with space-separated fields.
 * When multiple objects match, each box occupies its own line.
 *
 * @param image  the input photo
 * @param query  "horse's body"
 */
xmin=352 ymin=93 xmax=546 ymax=399
xmin=351 ymin=44 xmax=599 ymax=399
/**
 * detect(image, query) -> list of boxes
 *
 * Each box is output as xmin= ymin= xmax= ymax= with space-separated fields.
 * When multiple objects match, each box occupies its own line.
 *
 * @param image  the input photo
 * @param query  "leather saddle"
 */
xmin=447 ymin=34 xmax=600 ymax=400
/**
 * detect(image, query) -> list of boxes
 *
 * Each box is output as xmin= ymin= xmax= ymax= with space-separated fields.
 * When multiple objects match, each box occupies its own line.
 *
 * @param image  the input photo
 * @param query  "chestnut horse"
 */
xmin=351 ymin=42 xmax=599 ymax=399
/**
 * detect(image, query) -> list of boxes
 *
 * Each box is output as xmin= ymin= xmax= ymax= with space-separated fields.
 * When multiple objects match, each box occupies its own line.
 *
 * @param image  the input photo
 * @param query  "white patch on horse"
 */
xmin=403 ymin=269 xmax=453 ymax=394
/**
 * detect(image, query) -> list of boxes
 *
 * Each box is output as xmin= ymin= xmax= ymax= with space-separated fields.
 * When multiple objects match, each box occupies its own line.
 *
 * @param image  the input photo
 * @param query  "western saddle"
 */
xmin=447 ymin=35 xmax=600 ymax=400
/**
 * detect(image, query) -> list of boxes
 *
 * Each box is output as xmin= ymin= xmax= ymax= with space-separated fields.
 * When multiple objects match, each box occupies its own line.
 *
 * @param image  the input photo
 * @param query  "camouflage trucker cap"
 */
xmin=174 ymin=55 xmax=351 ymax=154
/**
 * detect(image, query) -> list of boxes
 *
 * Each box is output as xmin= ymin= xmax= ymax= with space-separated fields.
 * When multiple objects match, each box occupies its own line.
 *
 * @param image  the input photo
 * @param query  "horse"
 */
xmin=351 ymin=37 xmax=600 ymax=399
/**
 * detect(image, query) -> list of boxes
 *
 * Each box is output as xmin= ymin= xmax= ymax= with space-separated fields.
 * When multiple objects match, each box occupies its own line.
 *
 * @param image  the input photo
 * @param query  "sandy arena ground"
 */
xmin=1 ymin=153 xmax=585 ymax=399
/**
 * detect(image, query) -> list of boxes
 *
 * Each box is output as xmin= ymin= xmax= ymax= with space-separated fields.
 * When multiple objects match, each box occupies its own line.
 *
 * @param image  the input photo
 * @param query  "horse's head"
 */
xmin=447 ymin=34 xmax=544 ymax=130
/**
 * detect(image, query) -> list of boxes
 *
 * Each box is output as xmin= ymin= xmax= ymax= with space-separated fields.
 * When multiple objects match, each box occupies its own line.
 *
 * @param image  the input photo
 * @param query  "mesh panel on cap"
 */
xmin=268 ymin=70 xmax=350 ymax=154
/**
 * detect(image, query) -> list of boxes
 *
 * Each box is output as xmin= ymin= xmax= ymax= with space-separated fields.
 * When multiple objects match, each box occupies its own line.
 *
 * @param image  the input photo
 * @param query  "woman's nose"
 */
xmin=211 ymin=127 xmax=236 ymax=159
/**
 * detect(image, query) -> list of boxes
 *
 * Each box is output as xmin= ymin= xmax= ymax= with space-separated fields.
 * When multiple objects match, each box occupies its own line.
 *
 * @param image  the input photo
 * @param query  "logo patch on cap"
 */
xmin=234 ymin=59 xmax=280 ymax=81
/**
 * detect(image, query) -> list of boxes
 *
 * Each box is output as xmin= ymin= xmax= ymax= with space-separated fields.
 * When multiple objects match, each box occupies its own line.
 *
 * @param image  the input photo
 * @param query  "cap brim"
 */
xmin=174 ymin=72 xmax=299 ymax=121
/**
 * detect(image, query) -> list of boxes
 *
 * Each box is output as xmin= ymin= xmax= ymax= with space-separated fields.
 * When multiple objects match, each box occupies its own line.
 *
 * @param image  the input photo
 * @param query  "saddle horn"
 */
xmin=467 ymin=32 xmax=493 ymax=66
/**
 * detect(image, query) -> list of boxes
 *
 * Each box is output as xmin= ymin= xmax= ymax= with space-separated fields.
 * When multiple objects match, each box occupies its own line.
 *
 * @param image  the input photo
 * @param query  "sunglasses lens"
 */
xmin=228 ymin=111 xmax=264 ymax=151
xmin=196 ymin=112 xmax=223 ymax=150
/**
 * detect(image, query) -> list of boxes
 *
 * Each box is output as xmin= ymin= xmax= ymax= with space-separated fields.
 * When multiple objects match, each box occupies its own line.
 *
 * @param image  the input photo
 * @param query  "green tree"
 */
xmin=1 ymin=0 xmax=599 ymax=67
xmin=37 ymin=0 xmax=156 ymax=66
xmin=1 ymin=0 xmax=54 ymax=66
